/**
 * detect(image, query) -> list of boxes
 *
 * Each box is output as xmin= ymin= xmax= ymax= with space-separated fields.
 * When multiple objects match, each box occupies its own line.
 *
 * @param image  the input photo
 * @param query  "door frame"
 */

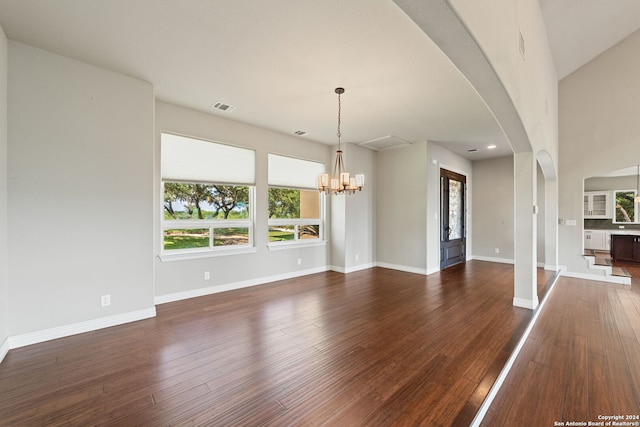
xmin=440 ymin=168 xmax=467 ymax=269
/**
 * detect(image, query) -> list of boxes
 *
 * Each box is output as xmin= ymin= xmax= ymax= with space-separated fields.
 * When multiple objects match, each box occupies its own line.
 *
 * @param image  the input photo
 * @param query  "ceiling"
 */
xmin=0 ymin=1 xmax=639 ymax=161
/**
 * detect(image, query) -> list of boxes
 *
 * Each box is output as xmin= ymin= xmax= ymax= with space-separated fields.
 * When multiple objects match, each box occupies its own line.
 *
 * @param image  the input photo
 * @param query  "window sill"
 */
xmin=267 ymin=240 xmax=327 ymax=251
xmin=159 ymin=246 xmax=258 ymax=262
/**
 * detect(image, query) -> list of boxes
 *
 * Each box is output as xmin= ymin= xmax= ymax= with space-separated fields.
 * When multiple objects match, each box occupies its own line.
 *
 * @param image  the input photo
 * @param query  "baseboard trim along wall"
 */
xmin=560 ymin=270 xmax=631 ymax=285
xmin=330 ymin=263 xmax=376 ymax=274
xmin=375 ymin=262 xmax=427 ymax=275
xmin=7 ymin=307 xmax=157 ymax=351
xmin=155 ymin=266 xmax=329 ymax=305
xmin=0 ymin=338 xmax=9 ymax=364
xmin=513 ymin=296 xmax=540 ymax=310
xmin=471 ymin=255 xmax=515 ymax=264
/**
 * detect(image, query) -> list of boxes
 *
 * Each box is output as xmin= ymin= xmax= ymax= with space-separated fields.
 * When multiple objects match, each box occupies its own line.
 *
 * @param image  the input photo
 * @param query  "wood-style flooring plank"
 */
xmin=482 ymin=267 xmax=640 ymax=426
xmin=2 ymin=262 xmax=638 ymax=426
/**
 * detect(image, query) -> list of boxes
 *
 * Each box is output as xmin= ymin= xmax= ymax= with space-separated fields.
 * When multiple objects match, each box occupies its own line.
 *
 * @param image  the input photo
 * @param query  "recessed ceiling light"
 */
xmin=487 ymin=144 xmax=497 ymax=149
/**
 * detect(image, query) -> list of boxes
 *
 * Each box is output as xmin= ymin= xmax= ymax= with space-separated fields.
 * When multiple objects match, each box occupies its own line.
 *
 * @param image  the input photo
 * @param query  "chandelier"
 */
xmin=317 ymin=87 xmax=364 ymax=194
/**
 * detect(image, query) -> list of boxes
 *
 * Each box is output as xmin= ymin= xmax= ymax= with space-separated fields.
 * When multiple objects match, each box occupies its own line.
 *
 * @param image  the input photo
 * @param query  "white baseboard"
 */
xmin=543 ymin=264 xmax=559 ymax=271
xmin=471 ymin=255 xmax=514 ymax=264
xmin=375 ymin=262 xmax=427 ymax=275
xmin=0 ymin=337 xmax=9 ymax=364
xmin=513 ymin=296 xmax=539 ymax=310
xmin=330 ymin=262 xmax=376 ymax=274
xmin=560 ymin=270 xmax=631 ymax=285
xmin=8 ymin=307 xmax=157 ymax=350
xmin=155 ymin=266 xmax=329 ymax=305
xmin=426 ymin=266 xmax=440 ymax=275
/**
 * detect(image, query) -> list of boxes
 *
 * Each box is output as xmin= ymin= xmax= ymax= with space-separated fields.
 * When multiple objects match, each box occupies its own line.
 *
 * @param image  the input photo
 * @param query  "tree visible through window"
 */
xmin=614 ymin=190 xmax=638 ymax=223
xmin=268 ymin=188 xmax=321 ymax=242
xmin=161 ymin=133 xmax=255 ymax=255
xmin=163 ymin=182 xmax=251 ymax=250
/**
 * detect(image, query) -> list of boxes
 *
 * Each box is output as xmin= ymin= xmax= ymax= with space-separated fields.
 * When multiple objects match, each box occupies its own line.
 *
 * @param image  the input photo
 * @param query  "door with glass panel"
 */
xmin=440 ymin=169 xmax=466 ymax=269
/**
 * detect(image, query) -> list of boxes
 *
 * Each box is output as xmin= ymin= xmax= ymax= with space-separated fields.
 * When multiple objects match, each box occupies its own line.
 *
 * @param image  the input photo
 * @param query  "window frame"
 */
xmin=612 ymin=189 xmax=639 ymax=224
xmin=267 ymin=186 xmax=326 ymax=250
xmin=161 ymin=183 xmax=256 ymax=260
xmin=159 ymin=132 xmax=257 ymax=261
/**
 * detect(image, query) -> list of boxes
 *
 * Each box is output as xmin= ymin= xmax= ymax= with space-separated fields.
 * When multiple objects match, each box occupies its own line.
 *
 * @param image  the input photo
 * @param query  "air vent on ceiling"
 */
xmin=293 ymin=130 xmax=308 ymax=136
xmin=467 ymin=148 xmax=479 ymax=153
xmin=211 ymin=101 xmax=236 ymax=113
xmin=358 ymin=135 xmax=411 ymax=151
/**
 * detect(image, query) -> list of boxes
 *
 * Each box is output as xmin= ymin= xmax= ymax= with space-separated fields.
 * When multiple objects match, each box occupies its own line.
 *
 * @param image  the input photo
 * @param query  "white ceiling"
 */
xmin=539 ymin=0 xmax=640 ymax=80
xmin=0 ymin=1 xmax=639 ymax=161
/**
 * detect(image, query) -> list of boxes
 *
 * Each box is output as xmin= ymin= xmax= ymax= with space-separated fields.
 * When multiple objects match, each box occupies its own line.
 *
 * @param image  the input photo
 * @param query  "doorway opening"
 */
xmin=440 ymin=168 xmax=466 ymax=269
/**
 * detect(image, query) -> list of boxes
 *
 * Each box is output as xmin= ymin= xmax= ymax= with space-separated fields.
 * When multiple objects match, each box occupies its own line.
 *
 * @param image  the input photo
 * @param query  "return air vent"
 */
xmin=358 ymin=135 xmax=411 ymax=151
xmin=467 ymin=148 xmax=479 ymax=153
xmin=293 ymin=130 xmax=308 ymax=136
xmin=211 ymin=101 xmax=236 ymax=113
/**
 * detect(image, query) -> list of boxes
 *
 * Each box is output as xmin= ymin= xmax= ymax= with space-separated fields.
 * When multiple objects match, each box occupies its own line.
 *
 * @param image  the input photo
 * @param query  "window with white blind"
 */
xmin=268 ymin=154 xmax=325 ymax=247
xmin=161 ymin=133 xmax=255 ymax=257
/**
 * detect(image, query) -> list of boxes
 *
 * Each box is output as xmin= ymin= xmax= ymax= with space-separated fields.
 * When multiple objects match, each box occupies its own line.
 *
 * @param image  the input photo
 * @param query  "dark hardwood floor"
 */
xmin=0 ymin=261 xmax=590 ymax=426
xmin=482 ymin=262 xmax=640 ymax=426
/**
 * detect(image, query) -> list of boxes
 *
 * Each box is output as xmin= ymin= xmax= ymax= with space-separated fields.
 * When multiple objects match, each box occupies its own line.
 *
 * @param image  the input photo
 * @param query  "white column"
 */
xmin=513 ymin=151 xmax=538 ymax=309
xmin=544 ymin=178 xmax=559 ymax=271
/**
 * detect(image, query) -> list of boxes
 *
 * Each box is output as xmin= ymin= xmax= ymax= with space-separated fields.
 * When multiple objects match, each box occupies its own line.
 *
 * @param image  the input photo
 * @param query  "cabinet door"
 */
xmin=585 ymin=231 xmax=606 ymax=250
xmin=584 ymin=192 xmax=612 ymax=219
xmin=590 ymin=193 xmax=609 ymax=217
xmin=612 ymin=235 xmax=635 ymax=262
xmin=634 ymin=237 xmax=640 ymax=263
xmin=584 ymin=194 xmax=590 ymax=217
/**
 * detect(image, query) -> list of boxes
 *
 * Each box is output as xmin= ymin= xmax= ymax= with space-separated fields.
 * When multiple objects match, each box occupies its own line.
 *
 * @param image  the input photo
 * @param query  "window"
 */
xmin=268 ymin=154 xmax=325 ymax=246
xmin=613 ymin=189 xmax=638 ymax=223
xmin=161 ymin=133 xmax=255 ymax=256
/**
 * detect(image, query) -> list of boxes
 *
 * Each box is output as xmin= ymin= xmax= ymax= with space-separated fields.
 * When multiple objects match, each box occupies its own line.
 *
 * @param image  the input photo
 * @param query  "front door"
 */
xmin=440 ymin=169 xmax=466 ymax=269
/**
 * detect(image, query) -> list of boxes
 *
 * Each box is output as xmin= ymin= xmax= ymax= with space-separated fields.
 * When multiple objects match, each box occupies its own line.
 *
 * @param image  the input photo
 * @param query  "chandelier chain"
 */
xmin=336 ymin=90 xmax=342 ymax=146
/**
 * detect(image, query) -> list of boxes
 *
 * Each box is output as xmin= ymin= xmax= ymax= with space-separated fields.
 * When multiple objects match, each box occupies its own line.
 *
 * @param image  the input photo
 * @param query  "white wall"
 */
xmin=0 ymin=25 xmax=8 ymax=358
xmin=450 ymin=0 xmax=558 ymax=160
xmin=375 ymin=141 xmax=471 ymax=275
xmin=154 ymin=101 xmax=337 ymax=300
xmin=375 ymin=142 xmax=428 ymax=273
xmin=472 ymin=156 xmax=514 ymax=262
xmin=585 ymin=175 xmax=637 ymax=192
xmin=7 ymin=42 xmax=155 ymax=336
xmin=537 ymin=163 xmax=546 ymax=264
xmin=427 ymin=142 xmax=473 ymax=273
xmin=343 ymin=143 xmax=376 ymax=272
xmin=559 ymin=29 xmax=640 ymax=274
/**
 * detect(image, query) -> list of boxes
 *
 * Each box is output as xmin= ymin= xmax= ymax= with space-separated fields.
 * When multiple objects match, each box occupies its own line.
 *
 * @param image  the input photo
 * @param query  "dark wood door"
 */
xmin=440 ymin=169 xmax=466 ymax=269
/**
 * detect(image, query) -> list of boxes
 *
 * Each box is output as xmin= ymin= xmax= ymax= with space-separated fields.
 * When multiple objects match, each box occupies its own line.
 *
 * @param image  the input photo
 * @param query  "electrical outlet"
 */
xmin=495 ymin=248 xmax=500 ymax=254
xmin=355 ymin=254 xmax=359 ymax=261
xmin=204 ymin=271 xmax=210 ymax=280
xmin=297 ymin=258 xmax=302 ymax=265
xmin=101 ymin=294 xmax=111 ymax=307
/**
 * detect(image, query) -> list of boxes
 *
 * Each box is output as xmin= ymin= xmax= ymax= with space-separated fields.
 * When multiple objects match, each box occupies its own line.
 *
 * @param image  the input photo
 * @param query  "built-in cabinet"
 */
xmin=611 ymin=234 xmax=640 ymax=263
xmin=584 ymin=230 xmax=610 ymax=251
xmin=584 ymin=191 xmax=612 ymax=219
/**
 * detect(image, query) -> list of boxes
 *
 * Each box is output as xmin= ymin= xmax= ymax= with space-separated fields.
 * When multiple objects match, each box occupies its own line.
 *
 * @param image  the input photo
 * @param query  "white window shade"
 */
xmin=268 ymin=154 xmax=325 ymax=189
xmin=161 ymin=133 xmax=255 ymax=185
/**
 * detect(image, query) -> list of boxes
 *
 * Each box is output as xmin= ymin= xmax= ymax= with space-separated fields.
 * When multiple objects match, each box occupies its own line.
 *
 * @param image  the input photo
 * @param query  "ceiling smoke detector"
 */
xmin=211 ymin=101 xmax=236 ymax=112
